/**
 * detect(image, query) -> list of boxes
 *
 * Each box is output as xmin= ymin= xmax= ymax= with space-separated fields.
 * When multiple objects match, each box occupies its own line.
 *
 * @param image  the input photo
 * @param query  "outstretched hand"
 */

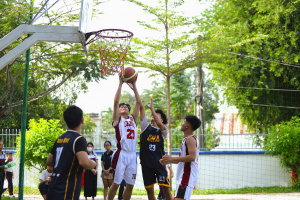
xmin=146 ymin=98 xmax=154 ymax=110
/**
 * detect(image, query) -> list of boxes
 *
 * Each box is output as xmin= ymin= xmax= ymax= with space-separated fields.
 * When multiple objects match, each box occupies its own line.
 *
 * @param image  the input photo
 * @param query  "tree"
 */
xmin=0 ymin=0 xmax=104 ymax=125
xmin=127 ymin=0 xmax=201 ymax=155
xmin=198 ymin=0 xmax=300 ymax=130
xmin=15 ymin=118 xmax=64 ymax=172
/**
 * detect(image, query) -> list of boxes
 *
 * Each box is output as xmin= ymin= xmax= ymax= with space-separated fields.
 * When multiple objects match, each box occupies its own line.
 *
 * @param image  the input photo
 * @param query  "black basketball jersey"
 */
xmin=140 ymin=125 xmax=165 ymax=169
xmin=47 ymin=130 xmax=86 ymax=200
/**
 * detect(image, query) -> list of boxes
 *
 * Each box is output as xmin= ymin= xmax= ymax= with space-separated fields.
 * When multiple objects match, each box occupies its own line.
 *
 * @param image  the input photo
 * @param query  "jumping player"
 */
xmin=139 ymin=98 xmax=172 ymax=200
xmin=107 ymin=77 xmax=141 ymax=200
xmin=161 ymin=115 xmax=201 ymax=200
xmin=46 ymin=105 xmax=96 ymax=200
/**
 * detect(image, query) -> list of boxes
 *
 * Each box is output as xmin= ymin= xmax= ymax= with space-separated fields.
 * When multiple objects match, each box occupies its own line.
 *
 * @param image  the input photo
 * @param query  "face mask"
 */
xmin=87 ymin=147 xmax=93 ymax=152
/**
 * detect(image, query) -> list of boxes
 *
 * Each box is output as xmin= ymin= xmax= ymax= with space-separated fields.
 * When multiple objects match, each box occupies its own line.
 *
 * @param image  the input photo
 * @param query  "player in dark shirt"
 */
xmin=46 ymin=105 xmax=96 ymax=200
xmin=139 ymin=98 xmax=172 ymax=200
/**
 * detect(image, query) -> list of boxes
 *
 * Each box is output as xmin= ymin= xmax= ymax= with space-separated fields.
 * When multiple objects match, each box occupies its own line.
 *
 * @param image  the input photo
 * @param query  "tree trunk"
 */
xmin=166 ymin=75 xmax=172 ymax=188
xmin=196 ymin=65 xmax=204 ymax=149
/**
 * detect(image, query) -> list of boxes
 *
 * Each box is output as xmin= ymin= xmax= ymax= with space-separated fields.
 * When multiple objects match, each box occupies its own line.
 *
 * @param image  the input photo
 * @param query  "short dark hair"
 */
xmin=185 ymin=115 xmax=201 ymax=131
xmin=63 ymin=105 xmax=83 ymax=129
xmin=104 ymin=141 xmax=111 ymax=147
xmin=155 ymin=109 xmax=167 ymax=124
xmin=87 ymin=142 xmax=94 ymax=147
xmin=119 ymin=103 xmax=131 ymax=112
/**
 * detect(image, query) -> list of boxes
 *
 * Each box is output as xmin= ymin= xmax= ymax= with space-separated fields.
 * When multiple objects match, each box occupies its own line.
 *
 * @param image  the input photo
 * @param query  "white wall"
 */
xmin=11 ymin=152 xmax=291 ymax=190
xmin=96 ymin=153 xmax=291 ymax=190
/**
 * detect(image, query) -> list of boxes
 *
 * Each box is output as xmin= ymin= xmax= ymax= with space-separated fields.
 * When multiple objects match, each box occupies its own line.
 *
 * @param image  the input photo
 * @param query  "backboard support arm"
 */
xmin=0 ymin=25 xmax=82 ymax=70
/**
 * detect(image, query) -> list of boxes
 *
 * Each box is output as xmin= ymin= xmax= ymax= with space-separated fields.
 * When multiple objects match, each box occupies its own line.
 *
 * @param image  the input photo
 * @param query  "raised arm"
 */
xmin=147 ymin=98 xmax=165 ymax=130
xmin=128 ymin=79 xmax=141 ymax=121
xmin=113 ymin=78 xmax=123 ymax=126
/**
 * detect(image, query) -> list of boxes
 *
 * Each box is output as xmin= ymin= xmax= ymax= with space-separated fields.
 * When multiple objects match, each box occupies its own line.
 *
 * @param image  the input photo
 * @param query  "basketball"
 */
xmin=120 ymin=67 xmax=138 ymax=83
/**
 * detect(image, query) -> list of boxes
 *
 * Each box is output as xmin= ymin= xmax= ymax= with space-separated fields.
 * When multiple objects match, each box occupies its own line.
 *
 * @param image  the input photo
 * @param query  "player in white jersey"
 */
xmin=107 ymin=77 xmax=141 ymax=200
xmin=160 ymin=115 xmax=201 ymax=200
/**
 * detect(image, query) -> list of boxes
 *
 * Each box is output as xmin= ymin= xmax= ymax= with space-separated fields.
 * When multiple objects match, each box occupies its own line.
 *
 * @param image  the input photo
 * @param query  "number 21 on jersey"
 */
xmin=126 ymin=129 xmax=135 ymax=139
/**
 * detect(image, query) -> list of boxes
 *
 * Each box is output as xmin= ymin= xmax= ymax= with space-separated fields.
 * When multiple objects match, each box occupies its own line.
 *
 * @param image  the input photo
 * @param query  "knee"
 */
xmin=145 ymin=187 xmax=154 ymax=194
xmin=126 ymin=184 xmax=134 ymax=190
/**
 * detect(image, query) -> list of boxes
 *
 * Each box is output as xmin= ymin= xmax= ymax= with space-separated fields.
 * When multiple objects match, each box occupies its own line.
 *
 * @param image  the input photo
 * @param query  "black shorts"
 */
xmin=141 ymin=165 xmax=170 ymax=188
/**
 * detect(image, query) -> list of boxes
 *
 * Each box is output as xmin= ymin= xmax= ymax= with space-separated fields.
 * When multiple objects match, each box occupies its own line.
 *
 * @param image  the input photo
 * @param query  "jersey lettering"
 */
xmin=54 ymin=147 xmax=63 ymax=168
xmin=147 ymin=134 xmax=160 ymax=142
xmin=124 ymin=120 xmax=135 ymax=127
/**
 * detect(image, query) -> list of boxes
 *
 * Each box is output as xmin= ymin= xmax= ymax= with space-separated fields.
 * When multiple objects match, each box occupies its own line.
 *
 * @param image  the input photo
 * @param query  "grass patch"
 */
xmin=192 ymin=186 xmax=300 ymax=195
xmin=2 ymin=197 xmax=17 ymax=200
xmin=79 ymin=186 xmax=299 ymax=196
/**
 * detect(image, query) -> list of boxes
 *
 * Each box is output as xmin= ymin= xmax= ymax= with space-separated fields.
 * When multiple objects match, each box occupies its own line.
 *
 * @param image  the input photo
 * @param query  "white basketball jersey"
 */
xmin=176 ymin=135 xmax=199 ymax=188
xmin=114 ymin=115 xmax=137 ymax=153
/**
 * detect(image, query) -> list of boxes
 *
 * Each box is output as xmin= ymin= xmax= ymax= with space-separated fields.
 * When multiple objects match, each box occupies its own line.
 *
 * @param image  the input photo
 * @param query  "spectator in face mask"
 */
xmin=84 ymin=142 xmax=98 ymax=200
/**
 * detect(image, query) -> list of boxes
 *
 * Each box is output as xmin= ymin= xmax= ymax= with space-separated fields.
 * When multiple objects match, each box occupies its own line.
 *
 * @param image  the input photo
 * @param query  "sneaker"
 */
xmin=9 ymin=195 xmax=16 ymax=198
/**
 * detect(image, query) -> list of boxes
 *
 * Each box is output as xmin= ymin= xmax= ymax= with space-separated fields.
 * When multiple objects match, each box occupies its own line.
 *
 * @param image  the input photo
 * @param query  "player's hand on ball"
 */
xmin=127 ymin=74 xmax=138 ymax=90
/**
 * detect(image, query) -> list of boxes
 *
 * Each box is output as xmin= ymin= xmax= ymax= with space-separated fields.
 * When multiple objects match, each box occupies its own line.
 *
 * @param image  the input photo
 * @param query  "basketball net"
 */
xmin=85 ymin=29 xmax=133 ymax=76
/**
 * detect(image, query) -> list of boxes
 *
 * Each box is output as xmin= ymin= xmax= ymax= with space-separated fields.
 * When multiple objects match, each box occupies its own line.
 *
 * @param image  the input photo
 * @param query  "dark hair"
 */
xmin=87 ymin=142 xmax=94 ymax=147
xmin=63 ymin=105 xmax=83 ymax=129
xmin=155 ymin=109 xmax=167 ymax=124
xmin=185 ymin=115 xmax=201 ymax=131
xmin=119 ymin=103 xmax=131 ymax=112
xmin=104 ymin=141 xmax=111 ymax=147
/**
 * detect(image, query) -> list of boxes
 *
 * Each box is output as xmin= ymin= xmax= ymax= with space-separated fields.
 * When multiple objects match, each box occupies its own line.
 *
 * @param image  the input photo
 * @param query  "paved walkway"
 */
xmin=19 ymin=193 xmax=300 ymax=200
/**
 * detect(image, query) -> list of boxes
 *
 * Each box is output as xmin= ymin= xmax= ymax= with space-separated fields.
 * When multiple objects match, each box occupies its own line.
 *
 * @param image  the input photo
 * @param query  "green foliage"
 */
xmin=101 ymin=108 xmax=114 ymax=134
xmin=198 ymin=0 xmax=300 ymax=130
xmin=0 ymin=0 xmax=104 ymax=126
xmin=204 ymin=124 xmax=220 ymax=150
xmin=263 ymin=116 xmax=300 ymax=175
xmin=16 ymin=118 xmax=64 ymax=172
xmin=83 ymin=113 xmax=97 ymax=132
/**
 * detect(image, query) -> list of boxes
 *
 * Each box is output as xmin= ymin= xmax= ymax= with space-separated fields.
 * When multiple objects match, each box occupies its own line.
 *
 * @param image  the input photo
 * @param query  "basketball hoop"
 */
xmin=85 ymin=29 xmax=133 ymax=76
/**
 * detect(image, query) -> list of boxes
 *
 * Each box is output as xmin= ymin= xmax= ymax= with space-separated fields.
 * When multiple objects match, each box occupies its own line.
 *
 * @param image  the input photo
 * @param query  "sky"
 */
xmin=75 ymin=0 xmax=213 ymax=114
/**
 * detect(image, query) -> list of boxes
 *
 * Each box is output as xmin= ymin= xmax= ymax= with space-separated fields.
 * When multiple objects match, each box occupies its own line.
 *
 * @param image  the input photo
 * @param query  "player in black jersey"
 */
xmin=139 ymin=98 xmax=172 ymax=200
xmin=46 ymin=105 xmax=96 ymax=200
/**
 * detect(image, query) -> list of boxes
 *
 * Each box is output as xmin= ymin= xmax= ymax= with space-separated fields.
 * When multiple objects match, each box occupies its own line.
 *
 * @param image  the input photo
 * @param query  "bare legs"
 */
xmin=108 ymin=182 xmax=120 ymax=200
xmin=162 ymin=185 xmax=173 ymax=200
xmin=103 ymin=178 xmax=113 ymax=200
xmin=145 ymin=186 xmax=156 ymax=200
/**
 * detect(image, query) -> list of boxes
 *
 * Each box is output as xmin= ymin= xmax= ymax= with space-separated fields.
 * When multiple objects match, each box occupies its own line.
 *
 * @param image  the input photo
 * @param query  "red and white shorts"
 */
xmin=111 ymin=150 xmax=137 ymax=185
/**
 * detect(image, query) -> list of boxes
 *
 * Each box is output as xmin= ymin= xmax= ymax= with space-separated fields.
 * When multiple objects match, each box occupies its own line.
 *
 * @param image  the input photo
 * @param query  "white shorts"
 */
xmin=111 ymin=150 xmax=137 ymax=185
xmin=174 ymin=184 xmax=193 ymax=200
